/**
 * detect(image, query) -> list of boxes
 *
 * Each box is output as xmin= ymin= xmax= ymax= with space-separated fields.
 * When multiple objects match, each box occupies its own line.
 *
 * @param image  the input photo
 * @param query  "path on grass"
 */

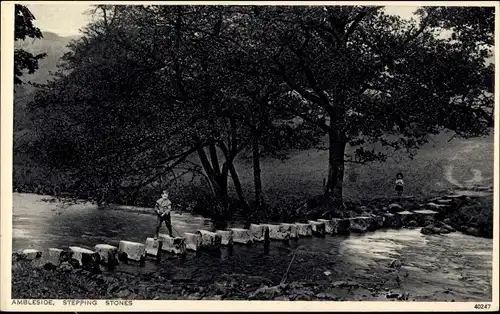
xmin=444 ymin=140 xmax=493 ymax=191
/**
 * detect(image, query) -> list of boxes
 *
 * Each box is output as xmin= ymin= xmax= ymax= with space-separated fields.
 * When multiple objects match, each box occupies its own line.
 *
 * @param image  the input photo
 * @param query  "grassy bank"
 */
xmin=5 ymin=250 xmax=441 ymax=301
xmin=11 ymin=249 xmax=389 ymax=301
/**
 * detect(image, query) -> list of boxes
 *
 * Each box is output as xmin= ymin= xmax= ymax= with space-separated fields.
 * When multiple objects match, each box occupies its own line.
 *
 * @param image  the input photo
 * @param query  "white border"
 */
xmin=1 ymin=1 xmax=499 ymax=312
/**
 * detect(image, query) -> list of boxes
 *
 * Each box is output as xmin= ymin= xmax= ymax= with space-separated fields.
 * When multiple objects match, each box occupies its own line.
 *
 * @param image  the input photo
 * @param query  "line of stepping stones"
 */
xmin=12 ymin=192 xmax=480 ymax=272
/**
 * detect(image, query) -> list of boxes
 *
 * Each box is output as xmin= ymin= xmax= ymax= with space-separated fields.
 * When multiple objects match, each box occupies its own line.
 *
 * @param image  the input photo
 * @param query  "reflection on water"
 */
xmin=11 ymin=193 xmax=494 ymax=301
xmin=12 ymin=193 xmax=221 ymax=251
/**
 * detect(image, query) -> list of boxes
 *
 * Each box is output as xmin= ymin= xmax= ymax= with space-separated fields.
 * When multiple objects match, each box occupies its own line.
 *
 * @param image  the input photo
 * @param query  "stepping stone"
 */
xmin=230 ymin=228 xmax=254 ymax=244
xmin=396 ymin=210 xmax=414 ymax=215
xmin=388 ymin=203 xmax=403 ymax=213
xmin=442 ymin=194 xmax=467 ymax=199
xmin=261 ymin=224 xmax=290 ymax=241
xmin=295 ymin=223 xmax=313 ymax=237
xmin=436 ymin=199 xmax=453 ymax=204
xmin=280 ymin=223 xmax=299 ymax=239
xmin=158 ymin=234 xmax=187 ymax=255
xmin=13 ymin=249 xmax=42 ymax=264
xmin=216 ymin=230 xmax=234 ymax=246
xmin=427 ymin=196 xmax=443 ymax=203
xmin=21 ymin=249 xmax=42 ymax=260
xmin=349 ymin=217 xmax=374 ymax=233
xmin=434 ymin=221 xmax=456 ymax=233
xmin=69 ymin=246 xmax=100 ymax=270
xmin=396 ymin=211 xmax=415 ymax=225
xmin=331 ymin=218 xmax=351 ymax=235
xmin=94 ymin=244 xmax=119 ymax=265
xmin=411 ymin=210 xmax=439 ymax=226
xmin=184 ymin=232 xmax=201 ymax=251
xmin=317 ymin=219 xmax=336 ymax=234
xmin=46 ymin=248 xmax=63 ymax=266
xmin=426 ymin=202 xmax=450 ymax=210
xmin=382 ymin=213 xmax=402 ymax=229
xmin=144 ymin=238 xmax=163 ymax=256
xmin=370 ymin=215 xmax=385 ymax=229
xmin=421 ymin=225 xmax=443 ymax=235
xmin=249 ymin=224 xmax=270 ymax=242
xmin=413 ymin=209 xmax=439 ymax=215
xmin=118 ymin=240 xmax=146 ymax=262
xmin=308 ymin=221 xmax=326 ymax=237
xmin=196 ymin=230 xmax=222 ymax=250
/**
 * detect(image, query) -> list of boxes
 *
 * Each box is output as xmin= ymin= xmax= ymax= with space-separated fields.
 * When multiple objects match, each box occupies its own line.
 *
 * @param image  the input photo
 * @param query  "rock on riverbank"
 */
xmin=298 ymin=191 xmax=493 ymax=239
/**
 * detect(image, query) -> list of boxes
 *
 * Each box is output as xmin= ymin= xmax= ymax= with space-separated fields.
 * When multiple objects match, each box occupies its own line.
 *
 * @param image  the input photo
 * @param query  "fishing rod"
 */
xmin=280 ymin=245 xmax=302 ymax=285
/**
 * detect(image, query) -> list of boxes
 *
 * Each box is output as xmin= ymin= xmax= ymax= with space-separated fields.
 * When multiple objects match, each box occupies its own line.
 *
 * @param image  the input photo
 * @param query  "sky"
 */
xmin=26 ymin=3 xmax=94 ymax=37
xmin=25 ymin=3 xmax=418 ymax=37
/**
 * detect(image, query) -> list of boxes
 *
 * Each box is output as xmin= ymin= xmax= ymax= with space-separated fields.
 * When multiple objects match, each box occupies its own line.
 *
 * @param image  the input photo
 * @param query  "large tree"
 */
xmin=419 ymin=6 xmax=494 ymax=47
xmin=14 ymin=4 xmax=46 ymax=85
xmin=29 ymin=5 xmax=226 ymax=204
xmin=242 ymin=5 xmax=494 ymax=205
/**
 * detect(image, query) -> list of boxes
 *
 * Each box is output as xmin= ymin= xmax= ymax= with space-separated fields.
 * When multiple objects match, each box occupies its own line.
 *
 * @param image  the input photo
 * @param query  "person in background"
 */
xmin=395 ymin=172 xmax=404 ymax=199
xmin=154 ymin=190 xmax=173 ymax=239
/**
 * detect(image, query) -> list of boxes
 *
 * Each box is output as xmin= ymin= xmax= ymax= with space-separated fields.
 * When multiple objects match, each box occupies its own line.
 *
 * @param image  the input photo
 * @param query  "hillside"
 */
xmin=14 ymin=31 xmax=79 ymax=139
xmin=14 ymin=31 xmax=79 ymax=85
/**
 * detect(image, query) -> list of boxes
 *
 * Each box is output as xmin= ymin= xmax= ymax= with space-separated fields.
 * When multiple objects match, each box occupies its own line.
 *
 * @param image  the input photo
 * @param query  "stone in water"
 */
xmin=69 ymin=246 xmax=100 ymax=270
xmin=308 ymin=221 xmax=326 ymax=237
xmin=295 ymin=223 xmax=313 ymax=237
xmin=280 ymin=223 xmax=299 ymax=239
xmin=230 ymin=228 xmax=254 ymax=244
xmin=216 ymin=230 xmax=234 ymax=246
xmin=184 ymin=232 xmax=201 ymax=251
xmin=196 ymin=230 xmax=222 ymax=250
xmin=22 ymin=249 xmax=42 ymax=260
xmin=158 ymin=234 xmax=187 ymax=255
xmin=46 ymin=248 xmax=63 ymax=266
xmin=94 ymin=244 xmax=118 ymax=265
xmin=249 ymin=224 xmax=269 ymax=242
xmin=144 ymin=238 xmax=162 ymax=256
xmin=261 ymin=224 xmax=290 ymax=241
xmin=317 ymin=219 xmax=335 ymax=234
xmin=118 ymin=240 xmax=146 ymax=262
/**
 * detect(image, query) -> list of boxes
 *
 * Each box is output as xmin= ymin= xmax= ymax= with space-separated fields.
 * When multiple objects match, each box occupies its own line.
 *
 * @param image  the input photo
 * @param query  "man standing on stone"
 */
xmin=154 ymin=190 xmax=174 ymax=239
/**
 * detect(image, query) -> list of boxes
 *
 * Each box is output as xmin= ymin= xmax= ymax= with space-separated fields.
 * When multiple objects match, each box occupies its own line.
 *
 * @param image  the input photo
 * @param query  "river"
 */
xmin=11 ymin=193 xmax=493 ymax=301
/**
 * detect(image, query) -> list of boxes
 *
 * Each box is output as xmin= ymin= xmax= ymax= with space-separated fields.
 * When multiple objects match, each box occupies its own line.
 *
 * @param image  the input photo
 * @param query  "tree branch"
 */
xmin=287 ymin=45 xmax=331 ymax=112
xmin=283 ymin=106 xmax=331 ymax=132
xmin=344 ymin=7 xmax=381 ymax=42
xmin=122 ymin=146 xmax=197 ymax=176
xmin=273 ymin=56 xmax=323 ymax=106
xmin=404 ymin=7 xmax=437 ymax=45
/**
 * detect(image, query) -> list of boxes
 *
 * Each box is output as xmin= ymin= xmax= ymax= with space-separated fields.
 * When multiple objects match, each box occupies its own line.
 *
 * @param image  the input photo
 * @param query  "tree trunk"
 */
xmin=219 ymin=162 xmax=229 ymax=206
xmin=252 ymin=127 xmax=263 ymax=210
xmin=228 ymin=161 xmax=250 ymax=213
xmin=208 ymin=142 xmax=221 ymax=177
xmin=323 ymin=132 xmax=346 ymax=207
xmin=196 ymin=146 xmax=228 ymax=206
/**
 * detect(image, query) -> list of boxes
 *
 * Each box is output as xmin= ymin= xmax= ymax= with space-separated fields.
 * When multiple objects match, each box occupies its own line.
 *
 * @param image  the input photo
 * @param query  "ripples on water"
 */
xmin=11 ymin=193 xmax=494 ymax=301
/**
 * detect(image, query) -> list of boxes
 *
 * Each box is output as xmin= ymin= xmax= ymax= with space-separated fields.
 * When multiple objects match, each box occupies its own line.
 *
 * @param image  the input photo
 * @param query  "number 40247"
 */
xmin=474 ymin=304 xmax=491 ymax=310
